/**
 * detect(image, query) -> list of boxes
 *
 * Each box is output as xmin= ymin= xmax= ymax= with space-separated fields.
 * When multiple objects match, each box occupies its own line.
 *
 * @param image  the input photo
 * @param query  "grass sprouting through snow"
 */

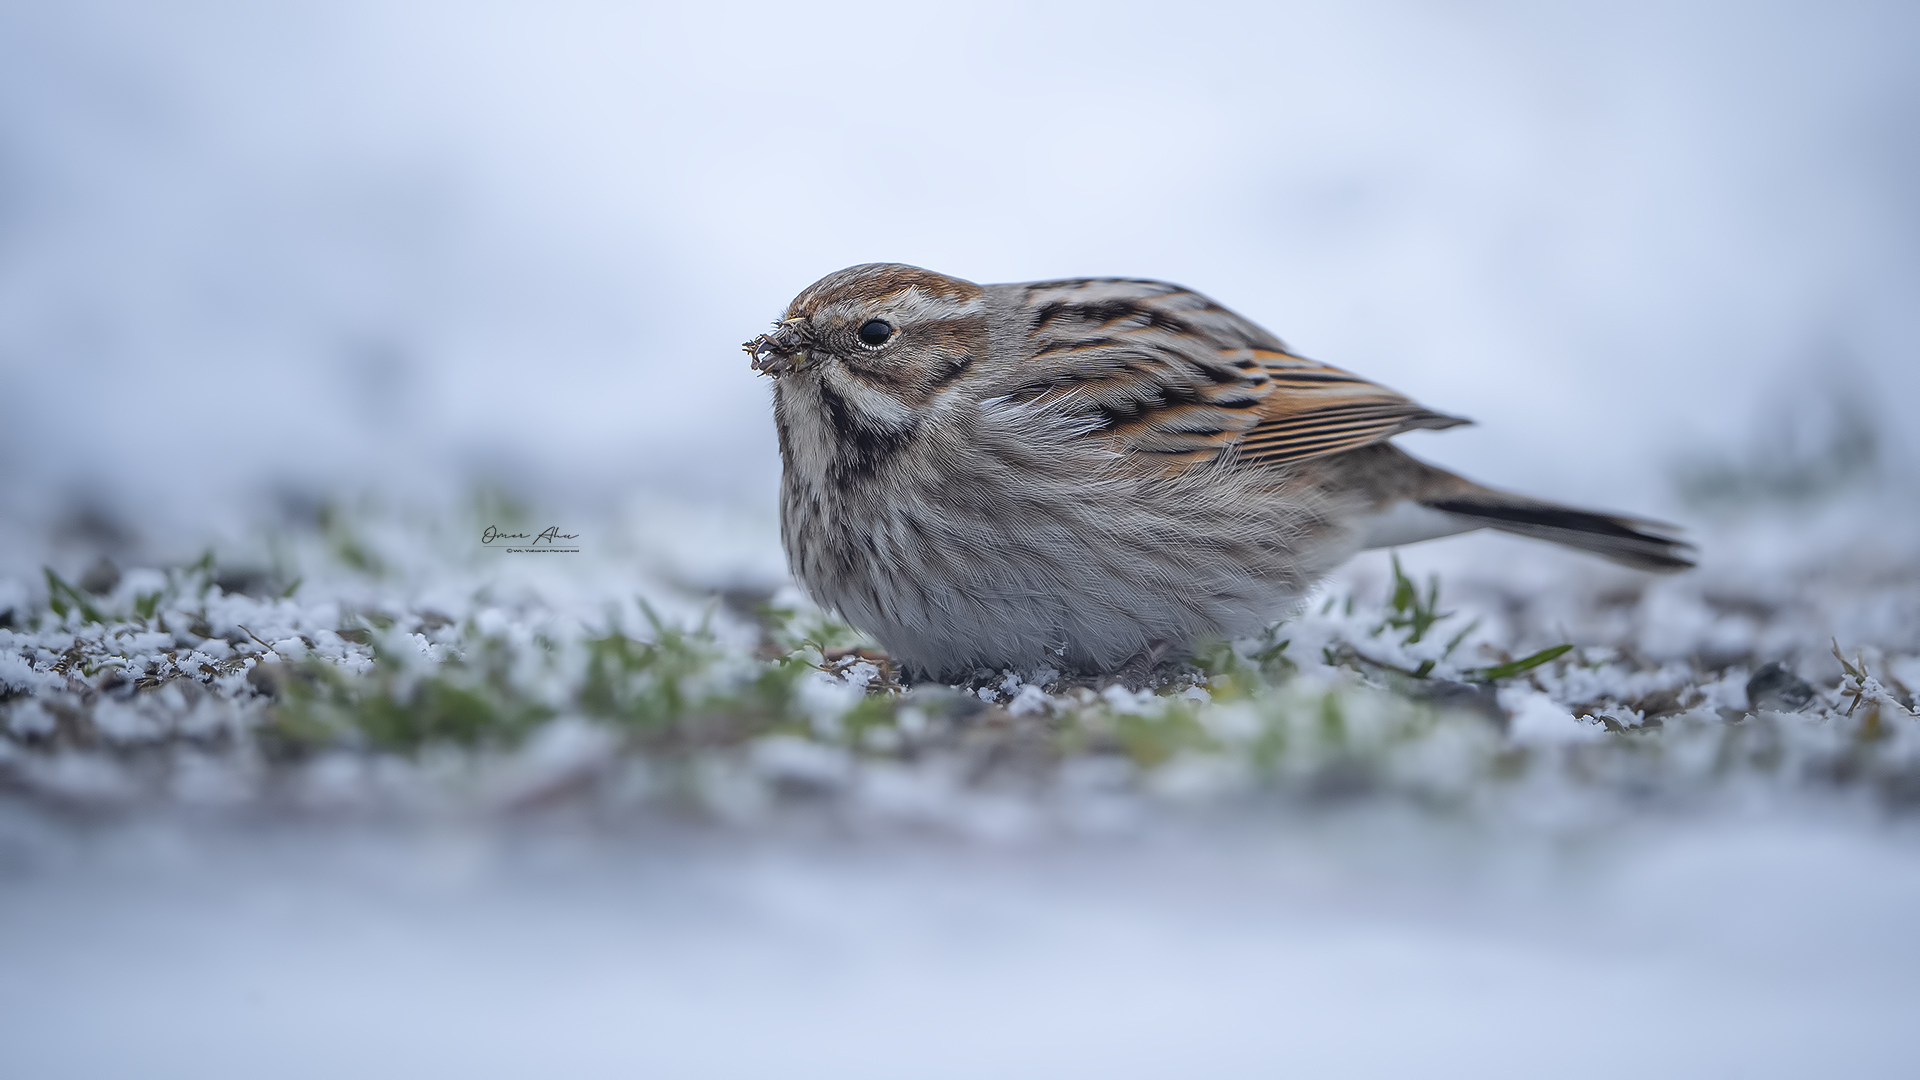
xmin=2 ymin=516 xmax=1919 ymax=821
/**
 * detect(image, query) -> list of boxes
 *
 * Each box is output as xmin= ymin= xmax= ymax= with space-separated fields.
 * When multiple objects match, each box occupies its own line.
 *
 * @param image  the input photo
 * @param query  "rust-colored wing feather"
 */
xmin=1226 ymin=348 xmax=1469 ymax=467
xmin=993 ymin=278 xmax=1468 ymax=471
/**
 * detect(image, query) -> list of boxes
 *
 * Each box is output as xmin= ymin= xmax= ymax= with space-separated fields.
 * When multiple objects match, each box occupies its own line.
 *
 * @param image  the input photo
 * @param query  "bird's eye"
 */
xmin=857 ymin=319 xmax=894 ymax=346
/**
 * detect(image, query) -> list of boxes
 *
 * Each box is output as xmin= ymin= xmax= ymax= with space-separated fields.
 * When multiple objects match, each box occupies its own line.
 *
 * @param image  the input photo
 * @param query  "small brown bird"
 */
xmin=748 ymin=264 xmax=1691 ymax=680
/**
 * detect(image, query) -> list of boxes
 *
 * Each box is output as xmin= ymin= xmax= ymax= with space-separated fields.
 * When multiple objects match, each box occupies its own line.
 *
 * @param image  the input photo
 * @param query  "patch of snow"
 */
xmin=1007 ymin=683 xmax=1049 ymax=716
xmin=1502 ymin=687 xmax=1606 ymax=745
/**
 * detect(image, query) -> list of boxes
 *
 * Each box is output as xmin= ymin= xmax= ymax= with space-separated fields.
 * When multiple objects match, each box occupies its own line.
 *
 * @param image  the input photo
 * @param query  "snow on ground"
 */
xmin=2 ymin=474 xmax=1918 ymax=1077
xmin=4 ymin=482 xmax=1917 ymax=830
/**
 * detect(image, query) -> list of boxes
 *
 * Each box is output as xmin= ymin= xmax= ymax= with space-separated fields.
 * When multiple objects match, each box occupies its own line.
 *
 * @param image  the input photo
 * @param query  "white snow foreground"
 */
xmin=3 ymin=494 xmax=1920 ymax=1080
xmin=1 ymin=494 xmax=1916 ymax=833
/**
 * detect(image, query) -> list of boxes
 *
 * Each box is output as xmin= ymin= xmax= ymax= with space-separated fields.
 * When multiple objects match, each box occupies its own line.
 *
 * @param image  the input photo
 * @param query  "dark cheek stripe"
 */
xmin=817 ymin=380 xmax=916 ymax=488
xmin=816 ymin=381 xmax=858 ymax=440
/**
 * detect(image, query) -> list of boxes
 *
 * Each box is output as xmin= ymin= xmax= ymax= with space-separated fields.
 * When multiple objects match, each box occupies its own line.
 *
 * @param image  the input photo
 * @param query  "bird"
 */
xmin=746 ymin=263 xmax=1692 ymax=681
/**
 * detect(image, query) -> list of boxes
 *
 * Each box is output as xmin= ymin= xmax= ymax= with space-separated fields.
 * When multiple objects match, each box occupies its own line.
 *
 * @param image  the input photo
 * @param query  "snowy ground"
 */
xmin=5 ymin=478 xmax=1918 ymax=830
xmin=3 ymin=470 xmax=1919 ymax=1077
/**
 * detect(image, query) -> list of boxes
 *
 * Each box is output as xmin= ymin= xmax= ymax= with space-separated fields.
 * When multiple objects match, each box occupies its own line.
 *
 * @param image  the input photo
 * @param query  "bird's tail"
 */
xmin=1418 ymin=494 xmax=1695 ymax=572
xmin=1345 ymin=446 xmax=1696 ymax=572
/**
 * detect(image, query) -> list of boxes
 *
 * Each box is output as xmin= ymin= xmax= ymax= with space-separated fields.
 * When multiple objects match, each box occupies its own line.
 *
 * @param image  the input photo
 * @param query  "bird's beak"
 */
xmin=744 ymin=317 xmax=812 ymax=377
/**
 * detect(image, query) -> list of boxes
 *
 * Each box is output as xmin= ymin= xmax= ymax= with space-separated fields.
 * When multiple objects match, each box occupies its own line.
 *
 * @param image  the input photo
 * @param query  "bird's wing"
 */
xmin=1224 ymin=348 xmax=1470 ymax=467
xmin=993 ymin=278 xmax=1468 ymax=472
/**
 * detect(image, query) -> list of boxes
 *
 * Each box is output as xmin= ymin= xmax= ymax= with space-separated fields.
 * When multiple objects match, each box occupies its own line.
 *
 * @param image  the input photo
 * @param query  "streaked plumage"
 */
xmin=748 ymin=263 xmax=1692 ymax=680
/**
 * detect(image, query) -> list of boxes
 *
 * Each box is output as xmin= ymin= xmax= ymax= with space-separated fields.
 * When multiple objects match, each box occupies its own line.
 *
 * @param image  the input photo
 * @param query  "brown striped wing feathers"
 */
xmin=1002 ymin=278 xmax=1468 ymax=471
xmin=1229 ymin=349 xmax=1468 ymax=467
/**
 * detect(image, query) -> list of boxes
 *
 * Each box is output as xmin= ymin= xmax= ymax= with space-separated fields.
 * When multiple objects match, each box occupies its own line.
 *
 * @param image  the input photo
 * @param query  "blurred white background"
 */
xmin=2 ymin=0 xmax=1914 ymax=539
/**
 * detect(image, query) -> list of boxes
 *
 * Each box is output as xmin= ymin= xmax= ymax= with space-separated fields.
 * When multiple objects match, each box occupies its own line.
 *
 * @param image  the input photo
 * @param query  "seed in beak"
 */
xmin=744 ymin=318 xmax=812 ymax=377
